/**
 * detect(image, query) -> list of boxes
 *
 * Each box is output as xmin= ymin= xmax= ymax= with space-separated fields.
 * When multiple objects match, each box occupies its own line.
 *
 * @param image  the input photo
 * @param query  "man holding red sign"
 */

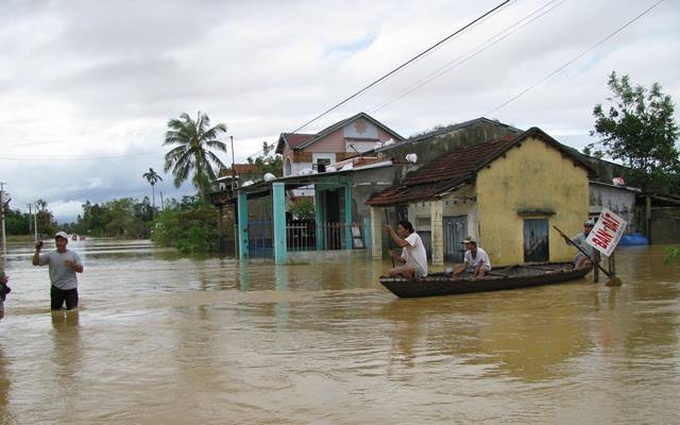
xmin=566 ymin=220 xmax=596 ymax=267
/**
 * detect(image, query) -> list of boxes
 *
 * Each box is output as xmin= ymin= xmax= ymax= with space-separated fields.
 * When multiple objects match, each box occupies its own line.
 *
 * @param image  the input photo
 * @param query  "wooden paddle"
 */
xmin=384 ymin=209 xmax=395 ymax=267
xmin=553 ymin=225 xmax=622 ymax=286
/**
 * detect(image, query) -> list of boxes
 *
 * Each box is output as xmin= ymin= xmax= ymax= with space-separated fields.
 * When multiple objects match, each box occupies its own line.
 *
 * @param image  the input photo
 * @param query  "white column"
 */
xmin=370 ymin=207 xmax=383 ymax=260
xmin=430 ymin=200 xmax=444 ymax=265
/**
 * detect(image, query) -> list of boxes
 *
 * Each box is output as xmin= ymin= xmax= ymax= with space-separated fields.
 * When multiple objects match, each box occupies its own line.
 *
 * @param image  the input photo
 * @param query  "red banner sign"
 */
xmin=586 ymin=208 xmax=627 ymax=257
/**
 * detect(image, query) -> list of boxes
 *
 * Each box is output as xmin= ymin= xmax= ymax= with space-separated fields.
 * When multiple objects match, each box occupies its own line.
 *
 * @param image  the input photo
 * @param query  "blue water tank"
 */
xmin=619 ymin=233 xmax=649 ymax=246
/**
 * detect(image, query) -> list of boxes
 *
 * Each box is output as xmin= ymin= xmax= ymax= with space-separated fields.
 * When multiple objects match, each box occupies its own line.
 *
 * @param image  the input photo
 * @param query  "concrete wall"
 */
xmin=589 ymin=183 xmax=638 ymax=232
xmin=650 ymin=207 xmax=680 ymax=244
xmin=476 ymin=137 xmax=590 ymax=265
xmin=385 ymin=120 xmax=522 ymax=184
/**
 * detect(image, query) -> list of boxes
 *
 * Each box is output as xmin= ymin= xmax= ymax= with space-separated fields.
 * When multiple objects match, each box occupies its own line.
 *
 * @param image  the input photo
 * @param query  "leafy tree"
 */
xmin=163 ymin=111 xmax=229 ymax=202
xmin=70 ymin=198 xmax=154 ymax=239
xmin=246 ymin=141 xmax=283 ymax=175
xmin=29 ymin=199 xmax=58 ymax=237
xmin=289 ymin=197 xmax=314 ymax=220
xmin=76 ymin=201 xmax=107 ymax=237
xmin=587 ymin=71 xmax=680 ymax=191
xmin=151 ymin=195 xmax=218 ymax=253
xmin=142 ymin=167 xmax=163 ymax=213
xmin=4 ymin=207 xmax=30 ymax=235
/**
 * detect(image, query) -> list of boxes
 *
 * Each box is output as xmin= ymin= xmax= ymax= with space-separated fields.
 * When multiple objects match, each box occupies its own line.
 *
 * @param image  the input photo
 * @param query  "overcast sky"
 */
xmin=1 ymin=0 xmax=678 ymax=223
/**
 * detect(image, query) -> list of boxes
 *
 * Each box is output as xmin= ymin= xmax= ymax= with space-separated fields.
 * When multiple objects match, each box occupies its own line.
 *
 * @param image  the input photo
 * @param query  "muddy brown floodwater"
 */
xmin=0 ymin=239 xmax=678 ymax=424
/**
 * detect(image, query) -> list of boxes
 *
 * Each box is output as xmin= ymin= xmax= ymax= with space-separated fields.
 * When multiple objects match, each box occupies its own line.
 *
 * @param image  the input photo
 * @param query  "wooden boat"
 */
xmin=379 ymin=262 xmax=593 ymax=298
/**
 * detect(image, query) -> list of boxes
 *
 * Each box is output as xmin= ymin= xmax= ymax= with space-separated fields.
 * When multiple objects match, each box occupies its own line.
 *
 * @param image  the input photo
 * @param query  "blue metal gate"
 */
xmin=444 ymin=216 xmax=467 ymax=263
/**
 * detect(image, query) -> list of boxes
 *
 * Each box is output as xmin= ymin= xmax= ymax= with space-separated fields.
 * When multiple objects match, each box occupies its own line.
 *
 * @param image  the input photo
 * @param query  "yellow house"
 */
xmin=367 ymin=127 xmax=596 ymax=267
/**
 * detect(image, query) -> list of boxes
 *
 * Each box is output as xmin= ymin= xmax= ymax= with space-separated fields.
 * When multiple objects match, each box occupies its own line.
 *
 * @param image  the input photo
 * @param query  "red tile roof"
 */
xmin=218 ymin=164 xmax=261 ymax=177
xmin=279 ymin=133 xmax=315 ymax=150
xmin=367 ymin=127 xmax=594 ymax=207
xmin=275 ymin=112 xmax=405 ymax=154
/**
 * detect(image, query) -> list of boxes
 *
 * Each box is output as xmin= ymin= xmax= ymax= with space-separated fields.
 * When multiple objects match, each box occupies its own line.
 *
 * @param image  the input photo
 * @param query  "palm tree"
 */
xmin=142 ymin=168 xmax=163 ymax=213
xmin=163 ymin=111 xmax=228 ymax=201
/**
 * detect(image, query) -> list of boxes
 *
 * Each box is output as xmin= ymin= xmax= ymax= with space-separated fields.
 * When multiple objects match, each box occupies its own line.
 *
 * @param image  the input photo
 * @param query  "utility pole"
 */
xmin=34 ymin=202 xmax=38 ymax=241
xmin=230 ymin=136 xmax=239 ymax=257
xmin=0 ymin=182 xmax=6 ymax=256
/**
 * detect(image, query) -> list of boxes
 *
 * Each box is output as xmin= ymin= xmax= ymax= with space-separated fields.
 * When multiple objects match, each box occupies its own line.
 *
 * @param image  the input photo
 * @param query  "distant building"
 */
xmin=275 ymin=112 xmax=404 ymax=197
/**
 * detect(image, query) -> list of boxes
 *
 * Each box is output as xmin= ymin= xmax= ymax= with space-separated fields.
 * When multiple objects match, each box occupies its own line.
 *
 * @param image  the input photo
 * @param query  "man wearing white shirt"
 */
xmin=453 ymin=236 xmax=491 ymax=278
xmin=385 ymin=220 xmax=428 ymax=279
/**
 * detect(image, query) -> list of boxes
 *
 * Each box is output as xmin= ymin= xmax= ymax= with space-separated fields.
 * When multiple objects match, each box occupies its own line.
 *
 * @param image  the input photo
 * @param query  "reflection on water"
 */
xmin=0 ymin=239 xmax=678 ymax=424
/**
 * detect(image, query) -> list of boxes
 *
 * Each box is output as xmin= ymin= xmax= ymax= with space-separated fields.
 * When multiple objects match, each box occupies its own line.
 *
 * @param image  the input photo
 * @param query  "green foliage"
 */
xmin=588 ymin=71 xmax=680 ymax=191
xmin=163 ymin=111 xmax=229 ymax=201
xmin=71 ymin=198 xmax=153 ymax=238
xmin=289 ymin=197 xmax=315 ymax=220
xmin=142 ymin=168 xmax=163 ymax=186
xmin=6 ymin=191 xmax=221 ymax=254
xmin=151 ymin=198 xmax=217 ymax=253
xmin=4 ymin=207 xmax=31 ymax=234
xmin=142 ymin=167 xmax=163 ymax=212
xmin=665 ymin=247 xmax=680 ymax=265
xmin=246 ymin=141 xmax=283 ymax=175
xmin=3 ymin=201 xmax=58 ymax=237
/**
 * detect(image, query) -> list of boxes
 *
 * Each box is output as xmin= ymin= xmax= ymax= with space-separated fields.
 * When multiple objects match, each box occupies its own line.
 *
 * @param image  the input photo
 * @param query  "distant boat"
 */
xmin=379 ymin=262 xmax=593 ymax=298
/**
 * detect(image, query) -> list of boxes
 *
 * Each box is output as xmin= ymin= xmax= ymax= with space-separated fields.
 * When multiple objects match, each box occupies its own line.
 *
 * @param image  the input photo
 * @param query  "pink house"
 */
xmin=275 ymin=112 xmax=405 ymax=178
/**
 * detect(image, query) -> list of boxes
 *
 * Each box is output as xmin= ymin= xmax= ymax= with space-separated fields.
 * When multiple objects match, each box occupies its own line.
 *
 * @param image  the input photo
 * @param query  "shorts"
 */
xmin=394 ymin=265 xmax=425 ymax=280
xmin=51 ymin=285 xmax=79 ymax=311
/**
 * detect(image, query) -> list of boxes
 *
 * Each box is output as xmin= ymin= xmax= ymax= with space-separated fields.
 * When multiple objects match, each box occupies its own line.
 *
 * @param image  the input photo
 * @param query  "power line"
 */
xmin=484 ymin=0 xmax=666 ymax=116
xmin=0 ymin=150 xmax=159 ymax=161
xmin=369 ymin=0 xmax=566 ymax=113
xmin=290 ymin=0 xmax=512 ymax=133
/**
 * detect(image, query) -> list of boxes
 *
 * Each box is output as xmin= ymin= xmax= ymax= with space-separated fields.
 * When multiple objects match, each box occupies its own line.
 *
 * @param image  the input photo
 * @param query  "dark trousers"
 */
xmin=51 ymin=285 xmax=79 ymax=311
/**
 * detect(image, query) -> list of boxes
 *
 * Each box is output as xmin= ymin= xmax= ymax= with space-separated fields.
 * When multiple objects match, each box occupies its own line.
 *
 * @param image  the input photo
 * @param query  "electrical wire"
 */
xmin=290 ymin=0 xmax=512 ymax=134
xmin=484 ymin=0 xmax=666 ymax=116
xmin=369 ymin=0 xmax=566 ymax=113
xmin=0 ymin=150 xmax=159 ymax=161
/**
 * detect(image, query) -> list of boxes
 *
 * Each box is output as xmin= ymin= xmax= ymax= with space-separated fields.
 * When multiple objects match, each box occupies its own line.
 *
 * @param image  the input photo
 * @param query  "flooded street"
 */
xmin=0 ymin=239 xmax=679 ymax=424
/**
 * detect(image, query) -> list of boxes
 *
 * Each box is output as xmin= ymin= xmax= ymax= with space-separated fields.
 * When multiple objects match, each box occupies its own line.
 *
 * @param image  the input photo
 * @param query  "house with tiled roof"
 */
xmin=211 ymin=115 xmax=645 ymax=264
xmin=276 ymin=112 xmax=405 ymax=180
xmin=367 ymin=127 xmax=597 ymax=267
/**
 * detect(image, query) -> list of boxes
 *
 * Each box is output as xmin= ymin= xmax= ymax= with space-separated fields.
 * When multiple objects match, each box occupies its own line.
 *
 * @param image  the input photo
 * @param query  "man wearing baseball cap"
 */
xmin=32 ymin=231 xmax=84 ymax=310
xmin=564 ymin=220 xmax=596 ymax=267
xmin=452 ymin=236 xmax=491 ymax=278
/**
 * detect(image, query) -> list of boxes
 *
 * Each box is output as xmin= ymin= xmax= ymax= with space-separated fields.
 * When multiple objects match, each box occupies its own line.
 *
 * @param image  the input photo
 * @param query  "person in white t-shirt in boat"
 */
xmin=385 ymin=220 xmax=428 ymax=280
xmin=452 ymin=236 xmax=491 ymax=278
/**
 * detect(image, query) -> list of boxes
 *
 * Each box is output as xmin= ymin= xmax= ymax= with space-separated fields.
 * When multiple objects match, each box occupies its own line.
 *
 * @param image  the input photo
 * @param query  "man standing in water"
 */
xmin=32 ymin=231 xmax=84 ymax=310
xmin=0 ymin=269 xmax=9 ymax=320
xmin=385 ymin=220 xmax=428 ymax=279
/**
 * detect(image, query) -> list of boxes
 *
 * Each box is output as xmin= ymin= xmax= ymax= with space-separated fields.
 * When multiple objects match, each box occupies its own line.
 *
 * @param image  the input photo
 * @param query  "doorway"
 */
xmin=523 ymin=218 xmax=549 ymax=262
